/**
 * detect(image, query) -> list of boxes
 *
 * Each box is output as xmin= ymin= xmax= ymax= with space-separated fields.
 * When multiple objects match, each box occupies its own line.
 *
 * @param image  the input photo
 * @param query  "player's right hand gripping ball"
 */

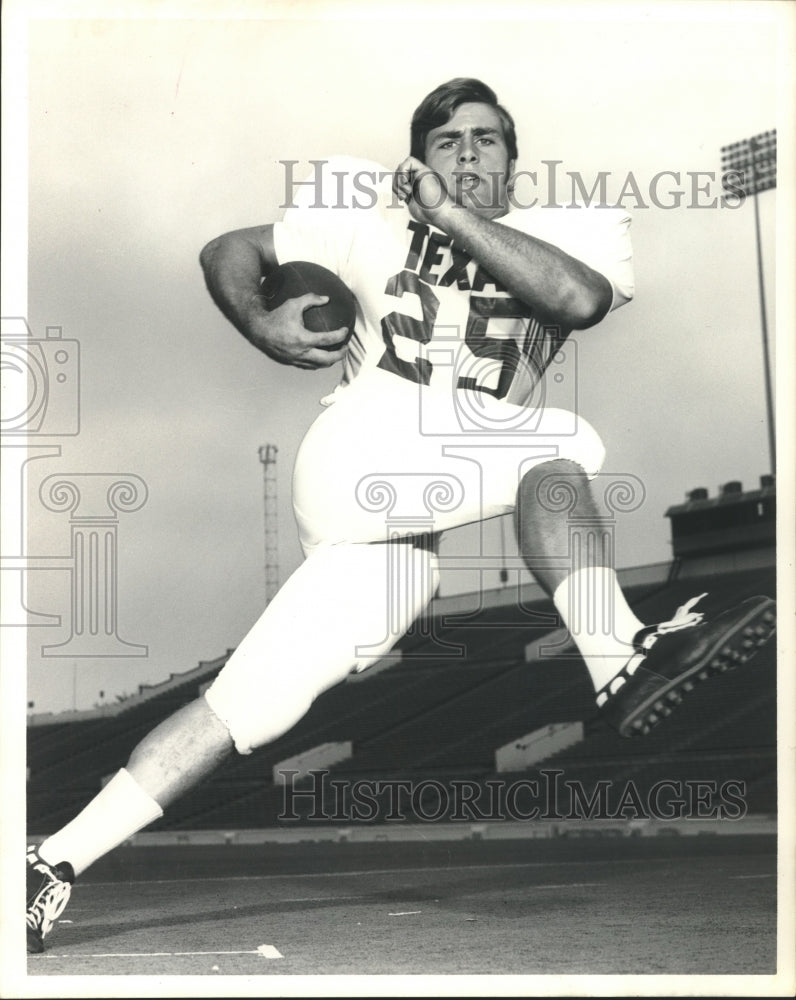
xmin=262 ymin=261 xmax=356 ymax=350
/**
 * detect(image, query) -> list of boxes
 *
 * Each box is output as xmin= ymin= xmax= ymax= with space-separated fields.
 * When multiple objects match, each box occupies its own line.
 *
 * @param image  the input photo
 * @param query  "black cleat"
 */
xmin=597 ymin=594 xmax=776 ymax=738
xmin=26 ymin=847 xmax=74 ymax=954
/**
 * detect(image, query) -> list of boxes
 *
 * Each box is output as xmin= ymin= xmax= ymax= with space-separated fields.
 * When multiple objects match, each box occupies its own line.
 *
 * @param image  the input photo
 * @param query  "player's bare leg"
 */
xmin=515 ymin=458 xmax=645 ymax=692
xmin=515 ymin=458 xmax=606 ymax=596
xmin=126 ymin=697 xmax=233 ymax=806
xmin=515 ymin=458 xmax=776 ymax=737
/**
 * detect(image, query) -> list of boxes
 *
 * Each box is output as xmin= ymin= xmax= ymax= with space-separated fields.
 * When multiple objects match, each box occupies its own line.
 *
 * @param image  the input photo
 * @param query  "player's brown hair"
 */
xmin=410 ymin=78 xmax=518 ymax=163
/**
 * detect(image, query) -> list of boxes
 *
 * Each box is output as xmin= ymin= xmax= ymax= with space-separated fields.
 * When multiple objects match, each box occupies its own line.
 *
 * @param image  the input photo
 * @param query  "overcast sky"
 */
xmin=3 ymin=1 xmax=792 ymax=714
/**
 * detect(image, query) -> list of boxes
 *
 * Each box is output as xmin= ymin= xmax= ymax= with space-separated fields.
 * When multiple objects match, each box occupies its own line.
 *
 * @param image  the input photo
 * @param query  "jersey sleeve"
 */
xmin=272 ymin=157 xmax=389 ymax=282
xmin=502 ymin=204 xmax=634 ymax=313
xmin=568 ymin=206 xmax=634 ymax=313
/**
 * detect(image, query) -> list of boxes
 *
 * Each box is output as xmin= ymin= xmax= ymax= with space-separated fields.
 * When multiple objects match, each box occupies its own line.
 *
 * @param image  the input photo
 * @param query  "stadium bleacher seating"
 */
xmin=27 ymin=563 xmax=776 ymax=832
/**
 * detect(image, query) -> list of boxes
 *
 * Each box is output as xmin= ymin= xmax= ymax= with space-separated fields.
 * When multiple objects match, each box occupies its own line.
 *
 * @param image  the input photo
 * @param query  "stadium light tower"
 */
xmin=721 ymin=129 xmax=777 ymax=475
xmin=258 ymin=444 xmax=280 ymax=605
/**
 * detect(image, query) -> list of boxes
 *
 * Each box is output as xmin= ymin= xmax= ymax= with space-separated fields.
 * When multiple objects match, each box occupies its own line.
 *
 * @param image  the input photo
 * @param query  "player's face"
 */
xmin=424 ymin=103 xmax=515 ymax=220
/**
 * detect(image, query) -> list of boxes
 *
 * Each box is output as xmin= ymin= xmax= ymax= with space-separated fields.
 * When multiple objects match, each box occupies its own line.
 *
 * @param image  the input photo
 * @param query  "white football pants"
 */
xmin=206 ymin=371 xmax=604 ymax=753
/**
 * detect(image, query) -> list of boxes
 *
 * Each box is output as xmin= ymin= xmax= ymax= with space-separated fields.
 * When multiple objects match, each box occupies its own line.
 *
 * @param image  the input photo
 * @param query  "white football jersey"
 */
xmin=273 ymin=157 xmax=633 ymax=408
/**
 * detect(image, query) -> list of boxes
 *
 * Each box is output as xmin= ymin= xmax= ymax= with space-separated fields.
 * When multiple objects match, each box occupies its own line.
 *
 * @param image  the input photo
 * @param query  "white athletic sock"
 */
xmin=553 ymin=567 xmax=646 ymax=692
xmin=38 ymin=768 xmax=163 ymax=877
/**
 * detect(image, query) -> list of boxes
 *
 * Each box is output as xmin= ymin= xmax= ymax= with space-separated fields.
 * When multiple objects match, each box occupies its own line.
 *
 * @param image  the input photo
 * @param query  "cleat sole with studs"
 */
xmin=614 ymin=595 xmax=776 ymax=738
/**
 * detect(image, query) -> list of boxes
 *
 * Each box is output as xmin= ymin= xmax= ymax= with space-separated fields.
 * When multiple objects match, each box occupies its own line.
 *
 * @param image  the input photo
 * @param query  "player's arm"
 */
xmin=394 ymin=159 xmax=613 ymax=330
xmin=439 ymin=210 xmax=613 ymax=329
xmin=199 ymin=224 xmax=348 ymax=369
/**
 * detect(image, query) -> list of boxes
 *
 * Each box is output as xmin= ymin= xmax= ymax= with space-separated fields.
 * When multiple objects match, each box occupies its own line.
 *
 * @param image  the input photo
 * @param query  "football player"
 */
xmin=27 ymin=78 xmax=775 ymax=953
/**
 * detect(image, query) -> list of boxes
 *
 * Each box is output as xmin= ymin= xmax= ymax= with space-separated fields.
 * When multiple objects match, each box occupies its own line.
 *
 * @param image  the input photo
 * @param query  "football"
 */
xmin=261 ymin=261 xmax=356 ymax=349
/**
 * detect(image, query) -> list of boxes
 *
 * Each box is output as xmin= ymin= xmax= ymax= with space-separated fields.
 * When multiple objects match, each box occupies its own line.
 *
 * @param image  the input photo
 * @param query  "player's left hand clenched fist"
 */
xmin=393 ymin=157 xmax=452 ymax=223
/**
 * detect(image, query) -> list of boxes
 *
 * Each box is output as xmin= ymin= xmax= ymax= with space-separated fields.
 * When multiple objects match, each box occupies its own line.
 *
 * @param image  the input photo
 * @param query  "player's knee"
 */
xmin=517 ymin=459 xmax=580 ymax=518
xmin=519 ymin=457 xmax=586 ymax=493
xmin=205 ymin=676 xmax=315 ymax=757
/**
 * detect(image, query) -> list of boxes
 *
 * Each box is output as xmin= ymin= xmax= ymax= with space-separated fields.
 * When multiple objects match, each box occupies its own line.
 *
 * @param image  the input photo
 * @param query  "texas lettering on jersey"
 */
xmin=273 ymin=158 xmax=630 ymax=407
xmin=376 ymin=219 xmax=566 ymax=407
